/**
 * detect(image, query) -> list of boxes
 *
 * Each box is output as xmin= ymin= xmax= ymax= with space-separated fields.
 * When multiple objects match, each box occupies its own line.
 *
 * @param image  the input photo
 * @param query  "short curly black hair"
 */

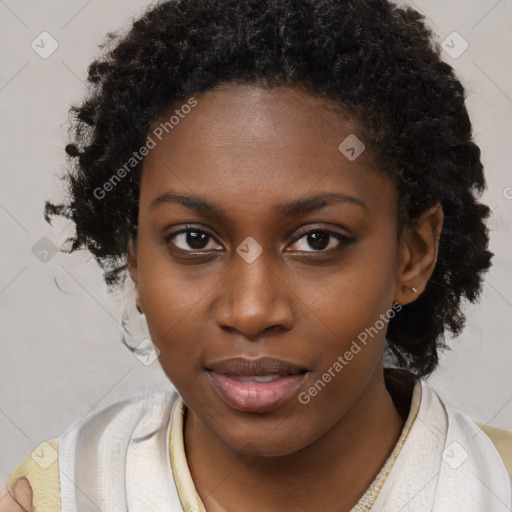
xmin=45 ymin=0 xmax=493 ymax=376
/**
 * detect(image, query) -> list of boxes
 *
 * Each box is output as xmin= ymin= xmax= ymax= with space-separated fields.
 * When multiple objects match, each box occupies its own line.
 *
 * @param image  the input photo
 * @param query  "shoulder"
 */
xmin=6 ymin=438 xmax=61 ymax=512
xmin=58 ymin=388 xmax=181 ymax=509
xmin=421 ymin=379 xmax=512 ymax=482
xmin=473 ymin=421 xmax=512 ymax=482
xmin=6 ymin=389 xmax=180 ymax=512
xmin=411 ymin=380 xmax=512 ymax=508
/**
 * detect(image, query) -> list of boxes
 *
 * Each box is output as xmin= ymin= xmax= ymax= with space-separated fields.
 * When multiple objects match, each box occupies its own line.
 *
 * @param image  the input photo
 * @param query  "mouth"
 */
xmin=204 ymin=357 xmax=308 ymax=413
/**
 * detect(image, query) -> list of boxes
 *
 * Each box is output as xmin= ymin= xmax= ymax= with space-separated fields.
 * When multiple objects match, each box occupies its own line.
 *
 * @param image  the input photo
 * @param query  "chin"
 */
xmin=211 ymin=418 xmax=312 ymax=458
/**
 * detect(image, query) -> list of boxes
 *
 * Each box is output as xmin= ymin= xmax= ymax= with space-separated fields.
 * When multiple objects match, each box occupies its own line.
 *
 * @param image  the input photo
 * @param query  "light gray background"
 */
xmin=1 ymin=0 xmax=511 ymax=484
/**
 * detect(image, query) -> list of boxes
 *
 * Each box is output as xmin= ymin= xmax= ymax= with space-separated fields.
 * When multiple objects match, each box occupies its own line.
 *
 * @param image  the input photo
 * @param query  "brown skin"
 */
xmin=127 ymin=83 xmax=443 ymax=512
xmin=0 ymin=479 xmax=33 ymax=512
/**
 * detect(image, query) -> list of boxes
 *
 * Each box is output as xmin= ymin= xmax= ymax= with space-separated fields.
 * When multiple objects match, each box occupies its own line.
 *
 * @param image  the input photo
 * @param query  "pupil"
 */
xmin=187 ymin=230 xmax=208 ymax=249
xmin=308 ymin=232 xmax=328 ymax=250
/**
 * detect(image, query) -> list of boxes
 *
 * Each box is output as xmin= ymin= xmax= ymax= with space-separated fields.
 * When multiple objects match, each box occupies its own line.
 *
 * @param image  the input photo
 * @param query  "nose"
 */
xmin=214 ymin=249 xmax=294 ymax=340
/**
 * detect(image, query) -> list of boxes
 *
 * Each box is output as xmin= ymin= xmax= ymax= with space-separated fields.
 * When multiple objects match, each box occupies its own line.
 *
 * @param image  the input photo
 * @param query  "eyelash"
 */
xmin=163 ymin=224 xmax=355 ymax=255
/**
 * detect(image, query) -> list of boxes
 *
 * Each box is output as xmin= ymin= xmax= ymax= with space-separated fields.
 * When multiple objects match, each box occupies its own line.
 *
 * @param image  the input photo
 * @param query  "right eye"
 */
xmin=164 ymin=226 xmax=223 ymax=252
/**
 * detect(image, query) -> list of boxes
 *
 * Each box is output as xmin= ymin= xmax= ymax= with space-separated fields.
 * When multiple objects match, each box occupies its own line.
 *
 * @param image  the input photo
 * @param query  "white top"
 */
xmin=51 ymin=374 xmax=512 ymax=511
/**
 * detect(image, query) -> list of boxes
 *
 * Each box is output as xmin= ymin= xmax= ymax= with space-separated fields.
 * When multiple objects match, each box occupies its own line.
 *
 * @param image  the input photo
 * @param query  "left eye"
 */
xmin=288 ymin=230 xmax=352 ymax=252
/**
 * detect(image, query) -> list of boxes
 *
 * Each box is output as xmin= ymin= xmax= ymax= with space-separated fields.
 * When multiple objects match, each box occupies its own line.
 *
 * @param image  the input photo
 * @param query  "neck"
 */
xmin=184 ymin=367 xmax=410 ymax=512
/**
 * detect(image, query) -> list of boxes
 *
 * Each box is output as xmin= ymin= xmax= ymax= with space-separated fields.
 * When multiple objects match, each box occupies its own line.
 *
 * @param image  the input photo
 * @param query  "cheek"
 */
xmin=296 ymin=270 xmax=396 ymax=433
xmin=300 ymin=236 xmax=398 ymax=390
xmin=135 ymin=240 xmax=207 ymax=371
xmin=303 ymin=241 xmax=397 ymax=339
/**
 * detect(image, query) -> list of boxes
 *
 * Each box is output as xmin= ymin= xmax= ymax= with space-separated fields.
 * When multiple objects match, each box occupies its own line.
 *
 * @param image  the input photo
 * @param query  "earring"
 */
xmin=120 ymin=292 xmax=160 ymax=366
xmin=411 ymin=286 xmax=418 ymax=293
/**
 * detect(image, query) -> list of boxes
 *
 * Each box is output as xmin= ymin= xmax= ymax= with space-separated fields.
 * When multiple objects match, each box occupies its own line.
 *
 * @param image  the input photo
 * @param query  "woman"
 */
xmin=3 ymin=0 xmax=511 ymax=510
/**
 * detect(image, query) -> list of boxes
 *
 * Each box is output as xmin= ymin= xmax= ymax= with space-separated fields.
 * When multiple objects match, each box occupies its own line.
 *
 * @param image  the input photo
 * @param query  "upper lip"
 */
xmin=205 ymin=357 xmax=308 ymax=377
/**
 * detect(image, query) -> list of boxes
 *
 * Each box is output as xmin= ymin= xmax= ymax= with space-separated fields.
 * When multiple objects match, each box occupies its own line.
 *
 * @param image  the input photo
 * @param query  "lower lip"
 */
xmin=207 ymin=371 xmax=306 ymax=413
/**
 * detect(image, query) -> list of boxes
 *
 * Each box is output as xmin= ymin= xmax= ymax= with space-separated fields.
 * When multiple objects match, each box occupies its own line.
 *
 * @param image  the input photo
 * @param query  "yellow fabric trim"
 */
xmin=169 ymin=396 xmax=207 ymax=512
xmin=7 ymin=439 xmax=61 ymax=512
xmin=474 ymin=421 xmax=512 ymax=482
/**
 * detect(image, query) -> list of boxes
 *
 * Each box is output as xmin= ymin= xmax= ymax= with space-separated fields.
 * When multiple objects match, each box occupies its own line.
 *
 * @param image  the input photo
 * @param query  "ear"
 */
xmin=127 ymin=235 xmax=143 ymax=313
xmin=393 ymin=203 xmax=443 ymax=306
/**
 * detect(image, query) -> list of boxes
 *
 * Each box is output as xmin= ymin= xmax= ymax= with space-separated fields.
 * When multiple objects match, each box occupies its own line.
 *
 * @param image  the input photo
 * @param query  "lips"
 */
xmin=205 ymin=356 xmax=307 ymax=377
xmin=205 ymin=357 xmax=308 ymax=413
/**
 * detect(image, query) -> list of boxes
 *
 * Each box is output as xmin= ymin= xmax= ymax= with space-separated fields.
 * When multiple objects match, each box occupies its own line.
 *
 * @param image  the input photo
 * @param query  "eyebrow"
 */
xmin=149 ymin=191 xmax=368 ymax=217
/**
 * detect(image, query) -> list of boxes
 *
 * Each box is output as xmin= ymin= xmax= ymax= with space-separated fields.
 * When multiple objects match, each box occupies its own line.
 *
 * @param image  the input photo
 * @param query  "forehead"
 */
xmin=140 ymin=84 xmax=396 ymax=220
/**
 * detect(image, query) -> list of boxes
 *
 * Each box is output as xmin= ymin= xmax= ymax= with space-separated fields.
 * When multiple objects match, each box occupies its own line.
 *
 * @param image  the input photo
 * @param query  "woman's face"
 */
xmin=128 ymin=83 xmax=407 ymax=456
